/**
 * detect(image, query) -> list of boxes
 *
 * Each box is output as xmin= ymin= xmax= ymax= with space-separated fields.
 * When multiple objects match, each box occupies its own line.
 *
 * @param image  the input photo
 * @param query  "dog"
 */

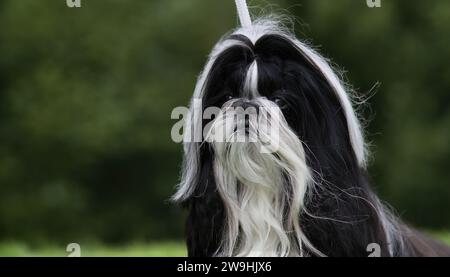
xmin=172 ymin=16 xmax=450 ymax=257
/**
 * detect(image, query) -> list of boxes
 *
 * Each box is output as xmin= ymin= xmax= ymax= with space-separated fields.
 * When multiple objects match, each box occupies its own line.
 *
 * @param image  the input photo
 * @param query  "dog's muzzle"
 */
xmin=204 ymin=97 xmax=282 ymax=153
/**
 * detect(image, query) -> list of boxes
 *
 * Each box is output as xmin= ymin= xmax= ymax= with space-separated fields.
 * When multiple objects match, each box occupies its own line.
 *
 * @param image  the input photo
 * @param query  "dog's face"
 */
xmin=175 ymin=21 xmax=381 ymax=257
xmin=202 ymin=33 xmax=355 ymax=156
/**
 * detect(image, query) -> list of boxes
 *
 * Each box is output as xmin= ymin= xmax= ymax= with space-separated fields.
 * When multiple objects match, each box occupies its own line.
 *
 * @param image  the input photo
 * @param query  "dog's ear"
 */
xmin=292 ymin=40 xmax=367 ymax=168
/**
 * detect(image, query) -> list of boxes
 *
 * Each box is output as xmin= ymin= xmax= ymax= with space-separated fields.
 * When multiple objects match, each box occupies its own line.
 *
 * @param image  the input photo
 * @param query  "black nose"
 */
xmin=231 ymin=99 xmax=258 ymax=110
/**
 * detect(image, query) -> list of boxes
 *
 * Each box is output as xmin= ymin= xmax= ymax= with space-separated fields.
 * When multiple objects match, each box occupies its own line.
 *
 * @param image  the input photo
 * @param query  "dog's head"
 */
xmin=174 ymin=20 xmax=377 ymax=257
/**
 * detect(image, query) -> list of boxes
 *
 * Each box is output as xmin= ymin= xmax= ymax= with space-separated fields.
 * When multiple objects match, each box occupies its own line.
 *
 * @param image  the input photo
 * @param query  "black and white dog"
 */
xmin=172 ymin=16 xmax=450 ymax=257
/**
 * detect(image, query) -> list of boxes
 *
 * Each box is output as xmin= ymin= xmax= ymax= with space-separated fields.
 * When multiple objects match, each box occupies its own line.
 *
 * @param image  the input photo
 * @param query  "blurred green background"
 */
xmin=0 ymin=0 xmax=449 ymax=256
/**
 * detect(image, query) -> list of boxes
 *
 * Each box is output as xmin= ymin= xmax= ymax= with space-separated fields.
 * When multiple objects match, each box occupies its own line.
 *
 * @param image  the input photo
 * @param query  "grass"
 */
xmin=430 ymin=231 xmax=450 ymax=245
xmin=0 ymin=241 xmax=187 ymax=257
xmin=0 ymin=232 xmax=449 ymax=257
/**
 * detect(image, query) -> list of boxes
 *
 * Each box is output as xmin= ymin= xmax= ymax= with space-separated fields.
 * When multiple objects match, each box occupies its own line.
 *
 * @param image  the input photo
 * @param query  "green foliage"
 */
xmin=0 ymin=0 xmax=449 ymax=245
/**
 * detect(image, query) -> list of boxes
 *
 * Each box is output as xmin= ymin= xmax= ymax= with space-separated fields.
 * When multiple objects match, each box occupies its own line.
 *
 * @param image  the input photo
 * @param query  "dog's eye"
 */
xmin=225 ymin=94 xmax=233 ymax=101
xmin=274 ymin=97 xmax=287 ymax=109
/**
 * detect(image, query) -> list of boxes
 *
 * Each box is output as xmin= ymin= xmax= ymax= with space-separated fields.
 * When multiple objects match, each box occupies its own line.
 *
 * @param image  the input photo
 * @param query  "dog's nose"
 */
xmin=231 ymin=99 xmax=258 ymax=110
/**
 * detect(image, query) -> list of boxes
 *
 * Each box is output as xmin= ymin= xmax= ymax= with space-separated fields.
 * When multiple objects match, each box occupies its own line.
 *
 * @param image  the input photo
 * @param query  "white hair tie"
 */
xmin=234 ymin=0 xmax=252 ymax=27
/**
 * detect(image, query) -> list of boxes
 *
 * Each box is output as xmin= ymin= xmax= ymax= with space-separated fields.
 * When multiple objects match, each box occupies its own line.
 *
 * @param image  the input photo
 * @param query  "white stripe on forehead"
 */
xmin=243 ymin=61 xmax=259 ymax=98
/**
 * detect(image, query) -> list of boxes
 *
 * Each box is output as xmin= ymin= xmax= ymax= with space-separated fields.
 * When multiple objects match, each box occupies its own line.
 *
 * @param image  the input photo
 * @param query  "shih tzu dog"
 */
xmin=172 ymin=2 xmax=450 ymax=257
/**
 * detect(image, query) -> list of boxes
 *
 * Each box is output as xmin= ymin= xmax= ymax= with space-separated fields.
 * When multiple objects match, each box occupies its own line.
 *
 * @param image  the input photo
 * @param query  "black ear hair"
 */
xmin=184 ymin=146 xmax=224 ymax=257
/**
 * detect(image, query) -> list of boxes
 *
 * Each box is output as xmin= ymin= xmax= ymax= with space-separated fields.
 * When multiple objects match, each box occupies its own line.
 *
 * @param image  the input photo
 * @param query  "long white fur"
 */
xmin=205 ymin=98 xmax=321 ymax=256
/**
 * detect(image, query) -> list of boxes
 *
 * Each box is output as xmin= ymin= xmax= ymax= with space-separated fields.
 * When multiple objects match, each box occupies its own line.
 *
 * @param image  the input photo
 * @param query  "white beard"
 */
xmin=205 ymin=98 xmax=322 ymax=257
